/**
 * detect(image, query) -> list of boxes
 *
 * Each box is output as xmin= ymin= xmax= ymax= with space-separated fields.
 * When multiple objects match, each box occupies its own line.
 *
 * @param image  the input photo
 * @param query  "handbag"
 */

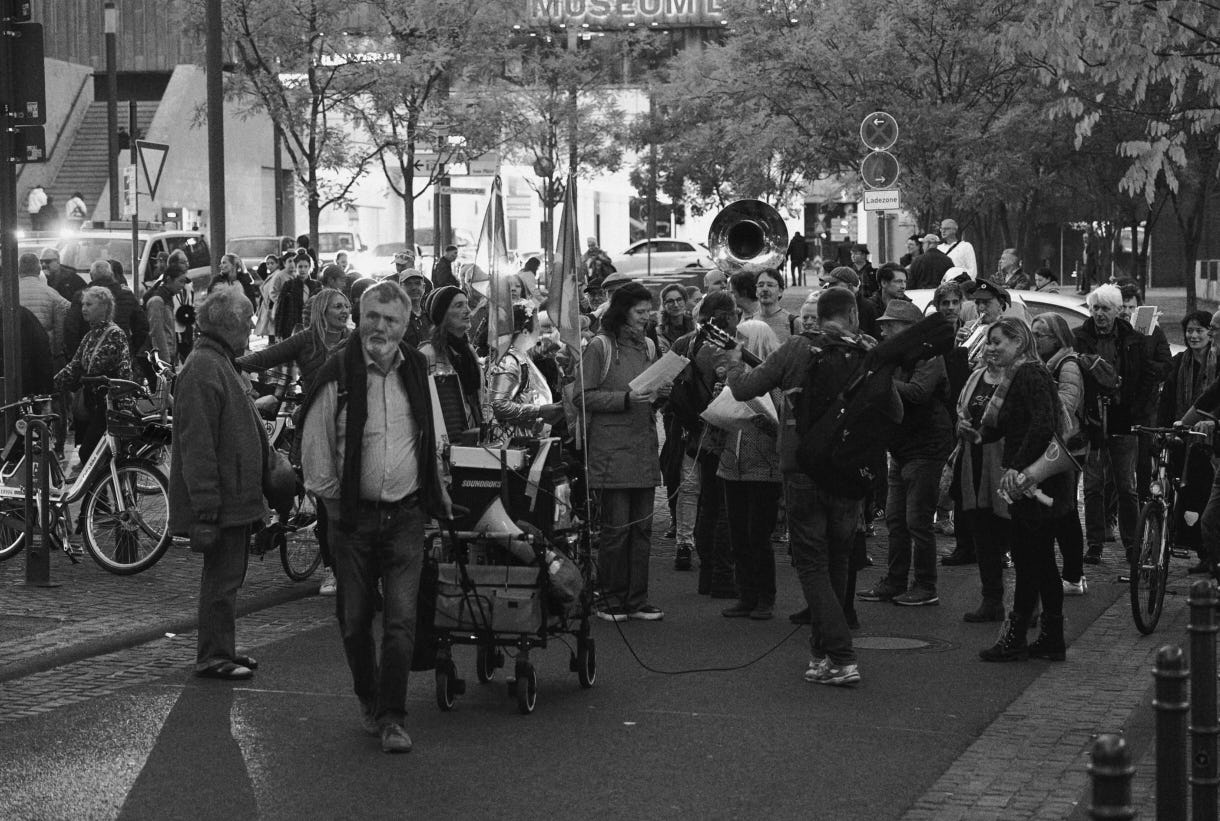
xmin=262 ymin=443 xmax=298 ymax=520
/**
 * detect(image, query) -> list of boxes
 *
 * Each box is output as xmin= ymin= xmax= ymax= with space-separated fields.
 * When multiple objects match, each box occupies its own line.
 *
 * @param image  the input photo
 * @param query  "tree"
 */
xmin=358 ymin=0 xmax=518 ymax=251
xmin=1019 ymin=0 xmax=1220 ymax=307
xmin=204 ymin=0 xmax=383 ymax=251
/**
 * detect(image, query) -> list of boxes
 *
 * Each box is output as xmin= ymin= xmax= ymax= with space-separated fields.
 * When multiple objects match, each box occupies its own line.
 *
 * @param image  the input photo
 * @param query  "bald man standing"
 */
xmin=938 ymin=219 xmax=977 ymax=278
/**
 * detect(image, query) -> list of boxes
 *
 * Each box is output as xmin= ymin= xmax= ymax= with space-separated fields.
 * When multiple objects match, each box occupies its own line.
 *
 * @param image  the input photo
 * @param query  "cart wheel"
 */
xmin=435 ymin=662 xmax=458 ymax=711
xmin=515 ymin=661 xmax=537 ymax=715
xmin=476 ymin=644 xmax=497 ymax=683
xmin=577 ymin=638 xmax=596 ymax=689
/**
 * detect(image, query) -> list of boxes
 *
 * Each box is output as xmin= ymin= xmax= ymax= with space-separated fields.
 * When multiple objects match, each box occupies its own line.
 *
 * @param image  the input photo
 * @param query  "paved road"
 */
xmin=0 ymin=521 xmax=1198 ymax=819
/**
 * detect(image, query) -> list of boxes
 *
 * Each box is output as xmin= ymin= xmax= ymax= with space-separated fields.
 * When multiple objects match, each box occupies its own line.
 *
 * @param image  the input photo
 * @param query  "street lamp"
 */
xmin=105 ymin=0 xmax=119 ymax=220
xmin=533 ymin=154 xmax=556 ymax=272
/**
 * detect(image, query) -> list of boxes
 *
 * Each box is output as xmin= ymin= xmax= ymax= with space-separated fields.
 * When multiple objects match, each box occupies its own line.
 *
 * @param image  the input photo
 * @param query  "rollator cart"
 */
xmin=428 ymin=436 xmax=596 ymax=715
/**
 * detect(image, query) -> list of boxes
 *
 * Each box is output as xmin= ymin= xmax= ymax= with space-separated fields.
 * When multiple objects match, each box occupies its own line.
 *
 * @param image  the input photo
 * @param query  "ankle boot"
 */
xmin=979 ymin=611 xmax=1030 ymax=662
xmin=1028 ymin=614 xmax=1066 ymax=661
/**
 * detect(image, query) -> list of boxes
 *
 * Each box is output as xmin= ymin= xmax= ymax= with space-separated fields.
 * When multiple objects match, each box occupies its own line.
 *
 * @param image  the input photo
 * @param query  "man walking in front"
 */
xmin=301 ymin=280 xmax=450 ymax=754
xmin=723 ymin=288 xmax=888 ymax=687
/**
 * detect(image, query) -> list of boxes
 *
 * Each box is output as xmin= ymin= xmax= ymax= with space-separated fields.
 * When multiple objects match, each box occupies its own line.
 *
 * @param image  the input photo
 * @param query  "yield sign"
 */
xmin=135 ymin=140 xmax=170 ymax=200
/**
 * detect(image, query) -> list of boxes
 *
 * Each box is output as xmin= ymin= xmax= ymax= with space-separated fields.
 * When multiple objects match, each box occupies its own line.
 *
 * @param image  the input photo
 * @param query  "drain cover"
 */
xmin=854 ymin=636 xmax=933 ymax=651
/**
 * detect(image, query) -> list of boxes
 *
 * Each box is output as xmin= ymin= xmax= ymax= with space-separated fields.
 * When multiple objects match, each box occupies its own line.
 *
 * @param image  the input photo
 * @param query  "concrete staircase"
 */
xmin=49 ymin=101 xmax=160 ymax=222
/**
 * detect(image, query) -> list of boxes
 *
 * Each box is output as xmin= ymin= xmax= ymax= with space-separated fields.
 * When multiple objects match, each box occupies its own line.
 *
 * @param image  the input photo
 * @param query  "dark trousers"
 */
xmin=195 ymin=525 xmax=250 ymax=671
xmin=595 ymin=487 xmax=655 ymax=612
xmin=724 ymin=479 xmax=781 ymax=607
xmin=1200 ymin=465 xmax=1220 ymax=568
xmin=330 ymin=499 xmax=426 ymax=726
xmin=695 ymin=454 xmax=734 ymax=592
xmin=1012 ymin=516 xmax=1064 ymax=618
xmin=78 ymin=393 xmax=107 ymax=463
xmin=884 ymin=457 xmax=941 ymax=593
xmin=962 ymin=508 xmax=1008 ymax=605
xmin=1084 ymin=434 xmax=1139 ymax=550
xmin=315 ymin=500 xmax=333 ymax=569
xmin=786 ymin=474 xmax=857 ymax=665
xmin=1054 ymin=471 xmax=1085 ymax=583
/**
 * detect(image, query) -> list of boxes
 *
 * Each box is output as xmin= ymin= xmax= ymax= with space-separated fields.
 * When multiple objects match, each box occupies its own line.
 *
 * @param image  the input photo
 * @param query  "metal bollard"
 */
xmin=1155 ymin=644 xmax=1189 ymax=821
xmin=1189 ymin=579 xmax=1219 ymax=820
xmin=22 ymin=418 xmax=57 ymax=588
xmin=1088 ymin=733 xmax=1135 ymax=820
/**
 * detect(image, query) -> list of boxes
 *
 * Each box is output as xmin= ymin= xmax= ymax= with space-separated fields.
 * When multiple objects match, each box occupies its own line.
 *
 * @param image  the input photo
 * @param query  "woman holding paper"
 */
xmin=716 ymin=320 xmax=783 ymax=620
xmin=487 ymin=301 xmax=565 ymax=442
xmin=581 ymin=282 xmax=669 ymax=622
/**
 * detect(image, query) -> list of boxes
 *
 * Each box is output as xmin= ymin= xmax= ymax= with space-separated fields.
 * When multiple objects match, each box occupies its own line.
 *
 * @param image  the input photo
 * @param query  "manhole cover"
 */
xmin=854 ymin=635 xmax=933 ymax=651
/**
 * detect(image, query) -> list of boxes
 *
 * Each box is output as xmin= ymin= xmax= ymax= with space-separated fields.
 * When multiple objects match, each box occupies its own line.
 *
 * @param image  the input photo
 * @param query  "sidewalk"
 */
xmin=0 ymin=535 xmax=319 ymax=683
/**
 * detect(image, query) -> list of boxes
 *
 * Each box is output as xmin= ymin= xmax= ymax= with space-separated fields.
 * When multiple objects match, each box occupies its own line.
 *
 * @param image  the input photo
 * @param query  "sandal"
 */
xmin=233 ymin=655 xmax=259 ymax=670
xmin=196 ymin=661 xmax=254 ymax=680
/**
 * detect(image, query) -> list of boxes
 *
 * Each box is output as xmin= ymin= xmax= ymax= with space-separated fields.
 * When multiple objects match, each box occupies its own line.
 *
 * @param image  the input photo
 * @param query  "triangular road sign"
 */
xmin=135 ymin=140 xmax=170 ymax=200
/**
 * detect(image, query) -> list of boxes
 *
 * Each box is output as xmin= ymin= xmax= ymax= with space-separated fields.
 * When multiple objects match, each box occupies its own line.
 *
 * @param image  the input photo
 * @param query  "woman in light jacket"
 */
xmin=581 ymin=282 xmax=669 ymax=622
xmin=716 ymin=319 xmax=783 ymax=621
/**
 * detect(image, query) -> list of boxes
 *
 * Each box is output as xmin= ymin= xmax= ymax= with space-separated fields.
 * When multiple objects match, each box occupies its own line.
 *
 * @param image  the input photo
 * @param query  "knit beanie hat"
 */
xmin=424 ymin=285 xmax=463 ymax=326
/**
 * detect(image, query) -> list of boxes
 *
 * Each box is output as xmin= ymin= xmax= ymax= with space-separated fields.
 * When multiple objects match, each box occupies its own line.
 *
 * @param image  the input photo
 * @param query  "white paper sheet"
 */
xmin=700 ymin=386 xmax=777 ymax=433
xmin=627 ymin=350 xmax=690 ymax=394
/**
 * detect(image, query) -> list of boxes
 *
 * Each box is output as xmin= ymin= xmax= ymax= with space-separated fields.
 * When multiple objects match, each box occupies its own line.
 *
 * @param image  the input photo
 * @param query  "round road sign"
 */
xmin=860 ymin=111 xmax=898 ymax=151
xmin=861 ymin=151 xmax=900 ymax=189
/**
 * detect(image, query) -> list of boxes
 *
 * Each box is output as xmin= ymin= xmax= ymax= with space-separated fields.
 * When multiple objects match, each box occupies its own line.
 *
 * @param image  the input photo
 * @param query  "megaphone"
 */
xmin=1002 ymin=436 xmax=1082 ymax=506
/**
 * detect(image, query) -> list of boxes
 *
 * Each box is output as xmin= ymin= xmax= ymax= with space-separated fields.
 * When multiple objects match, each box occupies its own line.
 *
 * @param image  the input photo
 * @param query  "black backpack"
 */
xmin=794 ymin=315 xmax=955 ymax=498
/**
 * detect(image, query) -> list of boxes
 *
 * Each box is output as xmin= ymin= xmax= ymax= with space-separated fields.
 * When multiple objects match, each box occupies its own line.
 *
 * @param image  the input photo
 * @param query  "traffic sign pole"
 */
xmin=0 ymin=7 xmax=25 ymax=408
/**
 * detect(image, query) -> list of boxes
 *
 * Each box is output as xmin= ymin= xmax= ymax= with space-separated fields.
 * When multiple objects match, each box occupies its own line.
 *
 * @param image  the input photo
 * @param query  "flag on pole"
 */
xmin=548 ymin=175 xmax=586 ymax=352
xmin=472 ymin=174 xmax=513 ymax=359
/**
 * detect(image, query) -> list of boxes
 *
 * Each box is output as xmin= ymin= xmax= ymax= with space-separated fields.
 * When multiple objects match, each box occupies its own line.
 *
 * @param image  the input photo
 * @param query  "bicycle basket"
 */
xmin=106 ymin=409 xmax=147 ymax=439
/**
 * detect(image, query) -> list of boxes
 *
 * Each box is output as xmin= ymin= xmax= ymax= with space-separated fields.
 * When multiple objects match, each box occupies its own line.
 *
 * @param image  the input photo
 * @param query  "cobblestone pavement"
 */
xmin=0 ymin=597 xmax=332 ymax=725
xmin=0 ymin=535 xmax=319 ymax=682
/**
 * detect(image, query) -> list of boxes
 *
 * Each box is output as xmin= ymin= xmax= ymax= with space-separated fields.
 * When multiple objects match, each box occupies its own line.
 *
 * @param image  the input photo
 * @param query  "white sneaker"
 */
xmin=1062 ymin=576 xmax=1087 ymax=596
xmin=804 ymin=656 xmax=831 ymax=683
xmin=319 ymin=568 xmax=337 ymax=596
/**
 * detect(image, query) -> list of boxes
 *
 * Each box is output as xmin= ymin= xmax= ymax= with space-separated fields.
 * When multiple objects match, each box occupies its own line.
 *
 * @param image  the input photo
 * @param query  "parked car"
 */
xmin=54 ymin=222 xmax=211 ymax=289
xmin=228 ymin=235 xmax=295 ymax=277
xmin=610 ymin=238 xmax=710 ymax=277
xmin=316 ymin=230 xmax=367 ymax=266
xmin=365 ymin=241 xmax=427 ymax=280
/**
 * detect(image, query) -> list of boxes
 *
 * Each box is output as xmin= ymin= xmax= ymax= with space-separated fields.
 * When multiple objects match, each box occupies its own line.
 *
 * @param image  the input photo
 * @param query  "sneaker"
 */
xmin=380 ymin=722 xmax=413 ymax=753
xmin=1084 ymin=546 xmax=1103 ymax=565
xmin=359 ymin=701 xmax=379 ymax=736
xmin=811 ymin=662 xmax=861 ymax=687
xmin=721 ymin=601 xmax=755 ymax=618
xmin=893 ymin=589 xmax=940 ymax=606
xmin=857 ymin=584 xmax=901 ymax=603
xmin=804 ymin=656 xmax=831 ymax=682
xmin=629 ymin=604 xmax=664 ymax=621
xmin=1062 ymin=576 xmax=1088 ymax=596
xmin=596 ymin=606 xmax=630 ymax=623
xmin=749 ymin=603 xmax=774 ymax=620
xmin=933 ymin=519 xmax=955 ymax=537
xmin=319 ymin=568 xmax=337 ymax=596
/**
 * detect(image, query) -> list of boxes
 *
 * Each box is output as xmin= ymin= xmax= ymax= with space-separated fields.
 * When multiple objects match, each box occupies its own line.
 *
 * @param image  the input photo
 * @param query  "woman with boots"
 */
xmin=975 ymin=319 xmax=1072 ymax=662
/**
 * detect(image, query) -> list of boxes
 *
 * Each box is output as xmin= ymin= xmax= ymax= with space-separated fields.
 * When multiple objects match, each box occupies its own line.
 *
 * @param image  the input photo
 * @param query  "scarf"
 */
xmin=444 ymin=332 xmax=481 ymax=401
xmin=1176 ymin=348 xmax=1217 ymax=420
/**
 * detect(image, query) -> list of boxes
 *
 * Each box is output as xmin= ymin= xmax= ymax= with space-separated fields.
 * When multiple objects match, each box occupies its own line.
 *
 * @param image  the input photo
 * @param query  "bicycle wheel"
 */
xmin=1130 ymin=501 xmax=1167 ymax=634
xmin=0 ymin=499 xmax=27 ymax=561
xmin=81 ymin=459 xmax=171 ymax=575
xmin=280 ymin=491 xmax=321 ymax=581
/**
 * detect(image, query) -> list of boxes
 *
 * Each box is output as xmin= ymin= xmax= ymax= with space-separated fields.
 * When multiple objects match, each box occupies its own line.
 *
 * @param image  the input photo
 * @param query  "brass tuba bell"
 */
xmin=707 ymin=199 xmax=789 ymax=275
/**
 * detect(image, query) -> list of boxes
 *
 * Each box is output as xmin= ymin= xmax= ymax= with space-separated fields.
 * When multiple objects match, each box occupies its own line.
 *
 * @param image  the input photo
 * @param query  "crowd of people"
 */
xmin=14 ymin=223 xmax=1220 ymax=754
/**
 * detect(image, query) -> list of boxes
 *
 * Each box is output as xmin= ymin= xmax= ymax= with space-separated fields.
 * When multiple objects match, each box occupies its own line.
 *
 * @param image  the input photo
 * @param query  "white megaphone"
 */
xmin=1001 ymin=436 xmax=1083 ymax=507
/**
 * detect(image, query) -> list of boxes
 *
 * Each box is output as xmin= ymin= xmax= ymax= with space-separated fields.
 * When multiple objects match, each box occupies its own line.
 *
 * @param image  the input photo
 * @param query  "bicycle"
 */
xmin=0 ymin=379 xmax=173 ymax=575
xmin=1128 ymin=424 xmax=1209 ymax=634
xmin=250 ymin=380 xmax=321 ymax=581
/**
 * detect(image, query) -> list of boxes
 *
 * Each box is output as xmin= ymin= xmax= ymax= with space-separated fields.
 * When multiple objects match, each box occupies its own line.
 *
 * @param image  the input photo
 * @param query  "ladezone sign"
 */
xmin=527 ymin=0 xmax=726 ymax=28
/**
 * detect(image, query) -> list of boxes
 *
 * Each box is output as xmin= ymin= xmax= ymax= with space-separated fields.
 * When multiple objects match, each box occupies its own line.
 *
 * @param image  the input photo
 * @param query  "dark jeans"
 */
xmin=695 ymin=454 xmax=734 ymax=592
xmin=724 ymin=479 xmax=781 ymax=607
xmin=596 ymin=487 xmax=655 ymax=612
xmin=884 ymin=457 xmax=941 ymax=594
xmin=1084 ymin=434 xmax=1139 ymax=550
xmin=195 ymin=525 xmax=250 ymax=671
xmin=962 ymin=508 xmax=1008 ymax=605
xmin=1012 ymin=516 xmax=1063 ymax=618
xmin=786 ymin=474 xmax=857 ymax=665
xmin=1054 ymin=471 xmax=1084 ymax=583
xmin=329 ymin=498 xmax=426 ymax=726
xmin=315 ymin=500 xmax=333 ymax=569
xmin=78 ymin=392 xmax=107 ymax=463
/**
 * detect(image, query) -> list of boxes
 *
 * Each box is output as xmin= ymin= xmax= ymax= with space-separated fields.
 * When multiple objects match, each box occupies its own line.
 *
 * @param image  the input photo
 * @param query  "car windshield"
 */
xmin=229 ymin=238 xmax=281 ymax=258
xmin=59 ymin=237 xmax=146 ymax=270
xmin=317 ymin=232 xmax=356 ymax=254
xmin=373 ymin=242 xmax=408 ymax=256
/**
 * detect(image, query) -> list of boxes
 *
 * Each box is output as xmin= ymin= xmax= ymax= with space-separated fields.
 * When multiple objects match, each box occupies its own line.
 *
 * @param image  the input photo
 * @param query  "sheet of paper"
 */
xmin=700 ymin=386 xmax=777 ymax=434
xmin=627 ymin=350 xmax=690 ymax=395
xmin=1132 ymin=305 xmax=1158 ymax=335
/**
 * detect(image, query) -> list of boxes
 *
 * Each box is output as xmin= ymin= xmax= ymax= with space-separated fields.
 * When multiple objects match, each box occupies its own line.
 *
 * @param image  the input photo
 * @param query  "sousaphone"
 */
xmin=707 ymin=199 xmax=789 ymax=275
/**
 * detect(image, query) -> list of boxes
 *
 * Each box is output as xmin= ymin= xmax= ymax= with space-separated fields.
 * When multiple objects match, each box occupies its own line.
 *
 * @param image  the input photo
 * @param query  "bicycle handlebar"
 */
xmin=0 ymin=394 xmax=55 ymax=414
xmin=80 ymin=376 xmax=152 ymax=401
xmin=1132 ymin=425 xmax=1209 ymax=440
